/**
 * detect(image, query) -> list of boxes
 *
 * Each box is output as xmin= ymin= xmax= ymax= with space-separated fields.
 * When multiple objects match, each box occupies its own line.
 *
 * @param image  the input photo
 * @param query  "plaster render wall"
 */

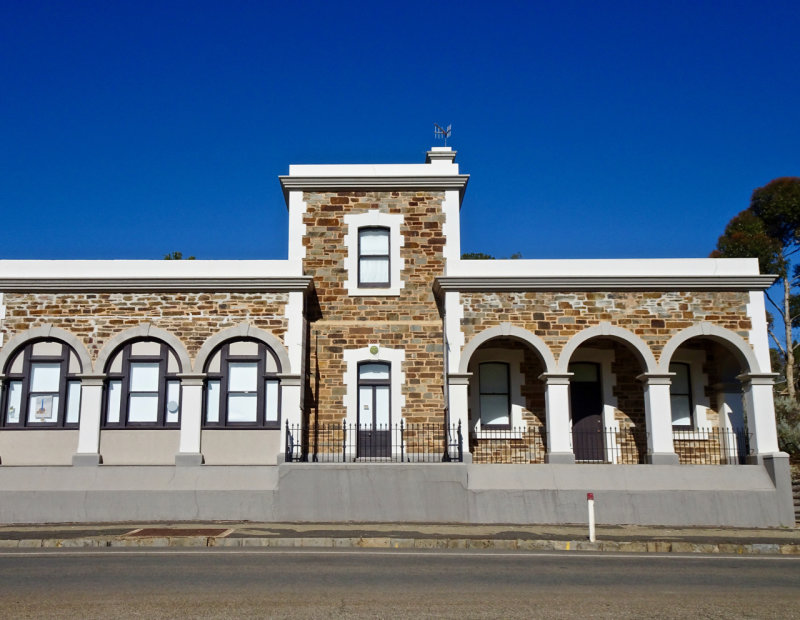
xmin=0 ymin=291 xmax=290 ymax=370
xmin=201 ymin=430 xmax=281 ymax=465
xmin=0 ymin=431 xmax=78 ymax=465
xmin=99 ymin=430 xmax=180 ymax=465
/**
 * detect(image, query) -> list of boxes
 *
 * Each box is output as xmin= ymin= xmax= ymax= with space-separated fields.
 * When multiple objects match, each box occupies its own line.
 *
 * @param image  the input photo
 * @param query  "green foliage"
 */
xmin=750 ymin=177 xmax=800 ymax=248
xmin=461 ymin=252 xmax=495 ymax=259
xmin=164 ymin=251 xmax=196 ymax=260
xmin=774 ymin=396 xmax=800 ymax=456
xmin=710 ymin=209 xmax=781 ymax=274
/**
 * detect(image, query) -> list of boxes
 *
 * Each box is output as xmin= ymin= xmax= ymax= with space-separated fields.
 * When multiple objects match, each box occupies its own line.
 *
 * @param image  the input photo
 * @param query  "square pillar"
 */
xmin=73 ymin=374 xmax=105 ymax=466
xmin=279 ymin=374 xmax=303 ymax=463
xmin=447 ymin=373 xmax=471 ymax=461
xmin=738 ymin=373 xmax=780 ymax=458
xmin=637 ymin=373 xmax=679 ymax=464
xmin=540 ymin=373 xmax=575 ymax=464
xmin=175 ymin=374 xmax=205 ymax=466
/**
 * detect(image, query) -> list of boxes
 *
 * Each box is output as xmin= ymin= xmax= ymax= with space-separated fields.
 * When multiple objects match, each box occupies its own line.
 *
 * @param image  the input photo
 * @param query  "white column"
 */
xmin=447 ymin=373 xmax=471 ymax=461
xmin=638 ymin=373 xmax=679 ymax=464
xmin=540 ymin=373 xmax=575 ymax=464
xmin=73 ymin=374 xmax=104 ymax=466
xmin=279 ymin=374 xmax=302 ymax=462
xmin=176 ymin=374 xmax=205 ymax=466
xmin=715 ymin=382 xmax=746 ymax=464
xmin=739 ymin=373 xmax=780 ymax=459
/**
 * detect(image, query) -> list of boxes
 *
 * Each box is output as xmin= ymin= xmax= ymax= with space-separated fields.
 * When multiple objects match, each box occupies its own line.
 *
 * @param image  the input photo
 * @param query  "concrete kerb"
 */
xmin=0 ymin=535 xmax=798 ymax=554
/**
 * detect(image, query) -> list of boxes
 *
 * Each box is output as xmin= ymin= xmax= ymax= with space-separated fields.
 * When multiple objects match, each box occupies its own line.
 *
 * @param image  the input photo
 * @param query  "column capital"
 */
xmin=277 ymin=373 xmax=302 ymax=386
xmin=178 ymin=373 xmax=206 ymax=387
xmin=447 ymin=372 xmax=472 ymax=386
xmin=737 ymin=372 xmax=779 ymax=386
xmin=538 ymin=372 xmax=572 ymax=385
xmin=636 ymin=373 xmax=673 ymax=386
xmin=78 ymin=374 xmax=107 ymax=386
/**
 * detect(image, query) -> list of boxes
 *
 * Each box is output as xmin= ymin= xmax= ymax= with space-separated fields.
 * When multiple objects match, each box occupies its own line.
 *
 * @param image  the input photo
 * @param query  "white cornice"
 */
xmin=0 ymin=277 xmax=314 ymax=293
xmin=278 ymin=175 xmax=470 ymax=207
xmin=433 ymin=275 xmax=777 ymax=296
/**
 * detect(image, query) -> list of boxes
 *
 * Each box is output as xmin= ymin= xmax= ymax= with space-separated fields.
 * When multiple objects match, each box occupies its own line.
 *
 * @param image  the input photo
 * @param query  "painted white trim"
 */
xmin=459 ymin=324 xmax=557 ymax=374
xmin=342 ymin=345 xmax=406 ymax=430
xmin=446 ymin=258 xmax=764 ymax=277
xmin=287 ymin=191 xmax=308 ymax=263
xmin=467 ymin=348 xmax=527 ymax=435
xmin=668 ymin=348 xmax=710 ymax=429
xmin=658 ymin=322 xmax=761 ymax=375
xmin=441 ymin=189 xmax=462 ymax=272
xmin=194 ymin=323 xmax=292 ymax=375
xmin=0 ymin=292 xmax=5 ymax=348
xmin=343 ymin=210 xmax=405 ymax=297
xmin=747 ymin=290 xmax=771 ymax=373
xmin=445 ymin=292 xmax=465 ymax=374
xmin=284 ymin=292 xmax=305 ymax=374
xmin=0 ymin=325 xmax=93 ymax=375
xmin=94 ymin=324 xmax=192 ymax=375
xmin=558 ymin=323 xmax=657 ymax=374
xmin=0 ymin=260 xmax=303 ymax=279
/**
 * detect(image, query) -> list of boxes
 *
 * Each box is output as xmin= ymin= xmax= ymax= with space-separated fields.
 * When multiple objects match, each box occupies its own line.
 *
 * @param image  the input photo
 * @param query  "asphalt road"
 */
xmin=0 ymin=549 xmax=798 ymax=619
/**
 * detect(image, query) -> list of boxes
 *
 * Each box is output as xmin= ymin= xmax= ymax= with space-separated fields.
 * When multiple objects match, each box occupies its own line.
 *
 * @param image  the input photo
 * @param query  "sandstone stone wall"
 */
xmin=0 ymin=292 xmax=290 ymax=370
xmin=302 ymin=191 xmax=446 ymax=427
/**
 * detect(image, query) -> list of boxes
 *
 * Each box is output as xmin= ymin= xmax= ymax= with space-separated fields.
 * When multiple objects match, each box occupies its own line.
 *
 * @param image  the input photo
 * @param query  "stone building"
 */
xmin=0 ymin=147 xmax=793 ymax=526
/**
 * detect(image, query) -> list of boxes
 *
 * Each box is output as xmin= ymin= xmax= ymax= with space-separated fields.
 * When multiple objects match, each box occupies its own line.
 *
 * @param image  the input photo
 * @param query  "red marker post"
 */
xmin=587 ymin=492 xmax=596 ymax=542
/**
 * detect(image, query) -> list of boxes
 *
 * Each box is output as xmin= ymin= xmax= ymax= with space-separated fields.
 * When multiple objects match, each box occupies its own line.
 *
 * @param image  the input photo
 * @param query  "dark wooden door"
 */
xmin=570 ymin=363 xmax=605 ymax=461
xmin=357 ymin=384 xmax=391 ymax=458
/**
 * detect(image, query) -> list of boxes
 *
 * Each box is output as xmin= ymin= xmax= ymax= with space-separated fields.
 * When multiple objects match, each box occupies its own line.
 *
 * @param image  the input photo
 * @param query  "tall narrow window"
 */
xmin=1 ymin=340 xmax=82 ymax=428
xmin=669 ymin=362 xmax=693 ymax=428
xmin=479 ymin=362 xmax=510 ymax=428
xmin=358 ymin=227 xmax=390 ymax=287
xmin=103 ymin=339 xmax=181 ymax=428
xmin=203 ymin=339 xmax=281 ymax=428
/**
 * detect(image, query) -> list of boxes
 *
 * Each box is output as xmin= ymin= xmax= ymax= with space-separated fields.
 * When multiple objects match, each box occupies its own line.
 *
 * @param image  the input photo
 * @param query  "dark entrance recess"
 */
xmin=357 ymin=362 xmax=391 ymax=458
xmin=569 ymin=362 xmax=605 ymax=461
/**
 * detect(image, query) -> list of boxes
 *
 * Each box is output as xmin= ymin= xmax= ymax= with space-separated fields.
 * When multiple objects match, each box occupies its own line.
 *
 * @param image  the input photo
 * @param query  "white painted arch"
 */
xmin=194 ymin=323 xmax=292 ymax=374
xmin=0 ymin=325 xmax=93 ymax=374
xmin=557 ymin=322 xmax=657 ymax=373
xmin=458 ymin=323 xmax=557 ymax=374
xmin=657 ymin=322 xmax=762 ymax=374
xmin=95 ymin=324 xmax=192 ymax=374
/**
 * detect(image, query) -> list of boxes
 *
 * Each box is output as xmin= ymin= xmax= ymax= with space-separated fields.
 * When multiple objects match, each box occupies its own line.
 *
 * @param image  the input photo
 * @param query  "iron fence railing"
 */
xmin=572 ymin=426 xmax=648 ymax=464
xmin=469 ymin=426 xmax=547 ymax=464
xmin=285 ymin=420 xmax=463 ymax=463
xmin=672 ymin=427 xmax=751 ymax=465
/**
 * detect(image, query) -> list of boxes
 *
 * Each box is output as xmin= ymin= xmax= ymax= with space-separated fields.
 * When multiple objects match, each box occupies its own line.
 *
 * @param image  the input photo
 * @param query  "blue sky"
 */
xmin=1 ymin=0 xmax=798 ymax=261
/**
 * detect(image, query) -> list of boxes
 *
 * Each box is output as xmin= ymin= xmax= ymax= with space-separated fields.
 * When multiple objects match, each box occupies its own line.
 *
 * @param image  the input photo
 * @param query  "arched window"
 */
xmin=358 ymin=227 xmax=390 ymax=287
xmin=103 ymin=339 xmax=182 ymax=428
xmin=2 ymin=339 xmax=82 ymax=428
xmin=203 ymin=338 xmax=281 ymax=428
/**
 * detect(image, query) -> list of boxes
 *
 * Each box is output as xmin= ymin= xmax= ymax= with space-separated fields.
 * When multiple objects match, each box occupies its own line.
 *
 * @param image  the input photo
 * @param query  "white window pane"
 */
xmin=165 ymin=381 xmax=180 ymax=424
xmin=481 ymin=395 xmax=509 ymax=426
xmin=228 ymin=393 xmax=257 ymax=422
xmin=229 ymin=362 xmax=257 ymax=392
xmin=265 ymin=380 xmax=279 ymax=423
xmin=360 ymin=228 xmax=389 ymax=254
xmin=670 ymin=363 xmax=690 ymax=393
xmin=31 ymin=363 xmax=61 ymax=392
xmin=359 ymin=363 xmax=390 ymax=381
xmin=359 ymin=386 xmax=373 ymax=428
xmin=480 ymin=363 xmax=508 ymax=393
xmin=128 ymin=394 xmax=159 ymax=423
xmin=206 ymin=380 xmax=220 ymax=423
xmin=6 ymin=381 xmax=22 ymax=423
xmin=375 ymin=386 xmax=390 ymax=427
xmin=671 ymin=395 xmax=692 ymax=426
xmin=29 ymin=395 xmax=58 ymax=423
xmin=130 ymin=362 xmax=160 ymax=392
xmin=107 ymin=380 xmax=122 ymax=424
xmin=360 ymin=258 xmax=389 ymax=283
xmin=66 ymin=381 xmax=81 ymax=424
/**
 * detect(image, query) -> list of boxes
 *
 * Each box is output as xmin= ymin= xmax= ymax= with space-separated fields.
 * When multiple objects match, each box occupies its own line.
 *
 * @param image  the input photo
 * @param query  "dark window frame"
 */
xmin=478 ymin=361 xmax=511 ymax=430
xmin=357 ymin=226 xmax=391 ymax=288
xmin=203 ymin=339 xmax=281 ymax=429
xmin=357 ymin=361 xmax=391 ymax=428
xmin=669 ymin=361 xmax=694 ymax=430
xmin=1 ymin=339 xmax=81 ymax=429
xmin=102 ymin=339 xmax=181 ymax=429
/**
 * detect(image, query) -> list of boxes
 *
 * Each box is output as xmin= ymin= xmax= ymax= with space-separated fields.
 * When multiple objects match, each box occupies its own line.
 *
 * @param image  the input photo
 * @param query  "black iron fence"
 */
xmin=469 ymin=426 xmax=547 ymax=464
xmin=673 ymin=427 xmax=751 ymax=465
xmin=572 ymin=426 xmax=648 ymax=464
xmin=285 ymin=420 xmax=463 ymax=463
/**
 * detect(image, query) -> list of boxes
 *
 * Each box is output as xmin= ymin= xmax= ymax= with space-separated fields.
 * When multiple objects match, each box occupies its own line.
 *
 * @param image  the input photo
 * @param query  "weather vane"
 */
xmin=433 ymin=123 xmax=452 ymax=146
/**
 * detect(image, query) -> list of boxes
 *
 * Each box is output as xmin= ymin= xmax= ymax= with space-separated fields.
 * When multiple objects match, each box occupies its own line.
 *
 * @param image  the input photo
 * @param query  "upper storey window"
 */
xmin=2 ymin=340 xmax=82 ymax=428
xmin=358 ymin=227 xmax=390 ymax=287
xmin=344 ymin=210 xmax=405 ymax=296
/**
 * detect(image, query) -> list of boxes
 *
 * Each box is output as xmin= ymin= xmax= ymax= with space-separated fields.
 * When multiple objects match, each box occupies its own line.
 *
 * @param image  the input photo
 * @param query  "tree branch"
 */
xmin=769 ymin=328 xmax=787 ymax=356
